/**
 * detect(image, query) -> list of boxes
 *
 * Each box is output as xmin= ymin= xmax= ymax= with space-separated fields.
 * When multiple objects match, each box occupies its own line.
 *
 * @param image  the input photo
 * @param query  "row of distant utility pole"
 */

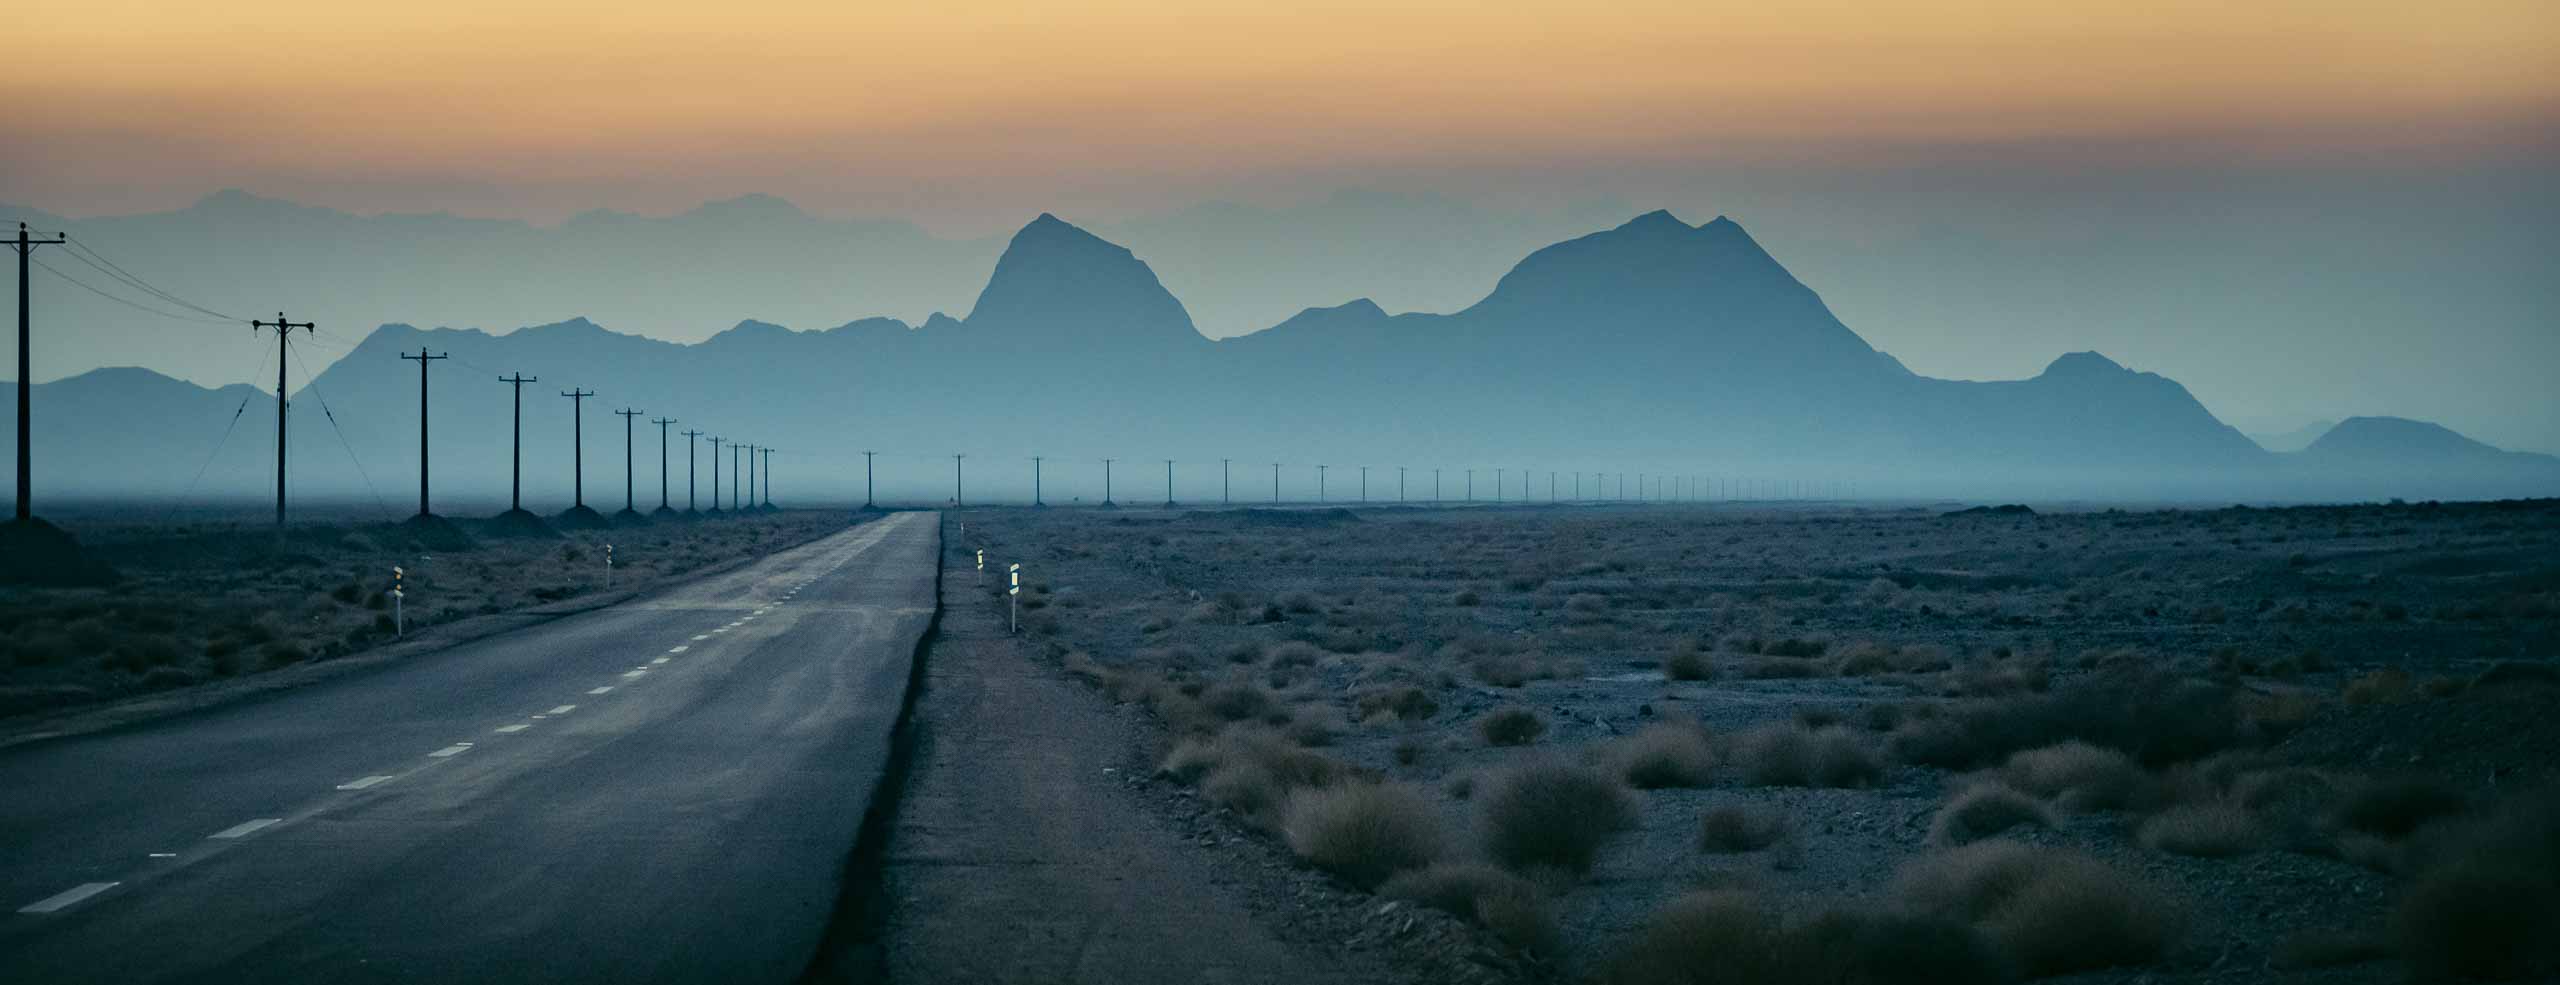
xmin=929 ymin=456 xmax=1847 ymax=508
xmin=419 ymin=354 xmax=776 ymax=521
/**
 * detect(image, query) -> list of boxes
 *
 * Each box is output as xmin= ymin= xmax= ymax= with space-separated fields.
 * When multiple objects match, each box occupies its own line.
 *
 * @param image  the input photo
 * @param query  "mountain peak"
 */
xmin=2042 ymin=351 xmax=2129 ymax=377
xmin=961 ymin=214 xmax=1199 ymax=349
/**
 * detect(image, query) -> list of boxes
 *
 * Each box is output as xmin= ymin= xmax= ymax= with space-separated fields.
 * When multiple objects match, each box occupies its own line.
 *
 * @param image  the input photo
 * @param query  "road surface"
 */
xmin=0 ymin=510 xmax=938 ymax=984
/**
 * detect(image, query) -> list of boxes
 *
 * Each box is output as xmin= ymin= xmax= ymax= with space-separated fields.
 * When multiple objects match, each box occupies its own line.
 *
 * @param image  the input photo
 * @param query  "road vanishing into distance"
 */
xmin=0 ymin=511 xmax=939 ymax=984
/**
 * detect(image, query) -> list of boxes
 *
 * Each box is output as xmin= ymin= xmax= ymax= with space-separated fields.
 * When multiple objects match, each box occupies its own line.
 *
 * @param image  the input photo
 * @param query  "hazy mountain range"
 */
xmin=4 ymin=211 xmax=2555 ymax=510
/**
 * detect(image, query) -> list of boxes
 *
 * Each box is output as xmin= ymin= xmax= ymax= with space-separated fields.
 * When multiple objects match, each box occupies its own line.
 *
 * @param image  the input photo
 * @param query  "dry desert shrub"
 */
xmin=2341 ymin=667 xmax=2414 ymax=706
xmin=2393 ymin=789 xmax=2560 ymax=981
xmin=2334 ymin=775 xmax=2467 ymax=840
xmin=1736 ymin=723 xmax=1882 ymax=788
xmin=1201 ymin=680 xmax=1278 ymax=723
xmin=1894 ymin=841 xmax=2184 ymax=978
xmin=1888 ymin=671 xmax=2245 ymax=770
xmin=1664 ymin=648 xmax=1714 ymax=681
xmin=1999 ymin=741 xmax=2147 ymax=811
xmin=1699 ymin=802 xmax=1789 ymax=853
xmin=2137 ymin=803 xmax=2262 ymax=857
xmin=1379 ymin=862 xmax=1553 ymax=951
xmin=1929 ymin=784 xmax=2055 ymax=847
xmin=1613 ymin=722 xmax=1718 ymax=789
xmin=1158 ymin=726 xmax=1351 ymax=827
xmin=1480 ymin=760 xmax=1638 ymax=873
xmin=1477 ymin=706 xmax=1547 ymax=746
xmin=1281 ymin=782 xmax=1447 ymax=889
xmin=1354 ymin=685 xmax=1438 ymax=723
xmin=1610 ymin=891 xmax=2011 ymax=985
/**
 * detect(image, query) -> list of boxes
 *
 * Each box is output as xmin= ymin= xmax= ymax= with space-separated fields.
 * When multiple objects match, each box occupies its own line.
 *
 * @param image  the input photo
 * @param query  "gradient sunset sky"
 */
xmin=5 ymin=1 xmax=2558 ymax=448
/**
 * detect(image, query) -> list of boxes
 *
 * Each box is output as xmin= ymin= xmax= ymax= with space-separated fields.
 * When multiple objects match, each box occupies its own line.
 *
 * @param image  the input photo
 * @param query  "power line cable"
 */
xmin=161 ymin=344 xmax=276 ymax=524
xmin=58 ymin=234 xmax=243 ymax=322
xmin=28 ymin=256 xmax=234 ymax=325
xmin=287 ymin=336 xmax=397 ymax=522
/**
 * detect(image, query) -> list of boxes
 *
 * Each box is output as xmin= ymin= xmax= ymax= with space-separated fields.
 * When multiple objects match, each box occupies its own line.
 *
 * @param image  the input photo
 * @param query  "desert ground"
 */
xmin=934 ymin=499 xmax=2560 ymax=983
xmin=0 ymin=507 xmax=849 ymax=723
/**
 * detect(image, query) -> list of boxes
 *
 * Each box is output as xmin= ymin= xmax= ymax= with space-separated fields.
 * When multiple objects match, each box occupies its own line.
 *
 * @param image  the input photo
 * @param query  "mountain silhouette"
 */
xmin=5 ymin=212 xmax=2552 ymax=508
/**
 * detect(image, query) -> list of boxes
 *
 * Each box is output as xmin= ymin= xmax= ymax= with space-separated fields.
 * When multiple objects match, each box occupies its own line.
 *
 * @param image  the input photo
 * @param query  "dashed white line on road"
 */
xmin=668 ymin=645 xmax=689 ymax=653
xmin=337 ymin=775 xmax=395 ymax=791
xmin=622 ymin=669 xmax=647 ymax=679
xmin=690 ymin=634 xmax=710 ymax=641
xmin=19 ymin=882 xmax=118 ymax=914
xmin=651 ymin=657 xmax=670 ymax=665
xmin=549 ymin=704 xmax=576 ymax=714
xmin=429 ymin=743 xmax=473 ymax=758
xmin=588 ymin=686 xmax=613 ymax=695
xmin=209 ymin=818 xmax=281 ymax=839
xmin=494 ymin=724 xmax=531 ymax=734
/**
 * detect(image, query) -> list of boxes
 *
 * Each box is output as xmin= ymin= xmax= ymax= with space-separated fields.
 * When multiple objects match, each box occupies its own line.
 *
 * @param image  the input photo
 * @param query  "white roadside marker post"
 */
xmin=392 ymin=566 xmax=405 ymax=638
xmin=1009 ymin=563 xmax=1021 ymax=634
xmin=975 ymin=548 xmax=984 ymax=584
xmin=606 ymin=543 xmax=615 ymax=588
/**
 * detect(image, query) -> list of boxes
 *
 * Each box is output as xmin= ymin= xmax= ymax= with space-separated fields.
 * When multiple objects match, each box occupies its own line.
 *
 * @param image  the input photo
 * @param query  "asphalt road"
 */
xmin=0 ymin=510 xmax=939 ymax=984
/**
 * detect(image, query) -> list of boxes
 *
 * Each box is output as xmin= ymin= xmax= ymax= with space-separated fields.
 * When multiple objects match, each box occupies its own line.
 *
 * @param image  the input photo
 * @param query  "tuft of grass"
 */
xmin=1664 ymin=649 xmax=1714 ymax=681
xmin=1930 ymin=784 xmax=2055 ymax=847
xmin=1380 ymin=862 xmax=1537 ymax=920
xmin=2000 ymin=741 xmax=2146 ymax=811
xmin=1699 ymin=802 xmax=1789 ymax=853
xmin=1736 ymin=723 xmax=1882 ymax=788
xmin=2335 ymin=775 xmax=2466 ymax=840
xmin=1895 ymin=841 xmax=2183 ymax=978
xmin=2394 ymin=789 xmax=2560 ymax=981
xmin=1614 ymin=722 xmax=1718 ymax=789
xmin=1477 ymin=706 xmax=1547 ymax=747
xmin=1611 ymin=893 xmax=2012 ymax=985
xmin=1158 ymin=726 xmax=1350 ymax=827
xmin=2138 ymin=803 xmax=2261 ymax=857
xmin=2341 ymin=667 xmax=2413 ymax=706
xmin=1281 ymin=782 xmax=1447 ymax=889
xmin=1480 ymin=760 xmax=1638 ymax=873
xmin=1201 ymin=680 xmax=1277 ymax=722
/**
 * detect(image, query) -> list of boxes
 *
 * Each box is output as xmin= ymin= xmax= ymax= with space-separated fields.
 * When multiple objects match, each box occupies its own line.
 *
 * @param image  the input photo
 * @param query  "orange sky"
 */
xmin=5 ymin=1 xmax=2554 ymax=224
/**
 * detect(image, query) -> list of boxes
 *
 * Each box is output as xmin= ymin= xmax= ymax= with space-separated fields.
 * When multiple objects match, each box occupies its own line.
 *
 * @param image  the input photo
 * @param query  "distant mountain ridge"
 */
xmin=5 ymin=211 xmax=2553 ymax=507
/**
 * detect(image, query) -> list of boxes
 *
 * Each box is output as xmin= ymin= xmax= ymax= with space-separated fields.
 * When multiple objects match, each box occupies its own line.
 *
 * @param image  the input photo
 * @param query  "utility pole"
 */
xmin=614 ymin=408 xmax=641 ymax=514
xmin=952 ymin=453 xmax=964 ymax=507
xmin=560 ymin=388 xmax=594 ymax=510
xmin=652 ymin=417 xmax=675 ymax=512
xmin=10 ymin=222 xmax=65 ymax=523
xmin=1163 ymin=459 xmax=1176 ymax=508
xmin=1495 ymin=468 xmax=1504 ymax=504
xmin=1317 ymin=464 xmax=1327 ymax=503
xmin=1220 ymin=458 xmax=1231 ymax=505
xmin=1398 ymin=466 xmax=1407 ymax=502
xmin=734 ymin=443 xmax=745 ymax=510
xmin=682 ymin=429 xmax=702 ymax=512
xmin=1465 ymin=469 xmax=1473 ymax=502
xmin=1433 ymin=468 xmax=1441 ymax=503
xmin=499 ymin=374 xmax=539 ymax=513
xmin=861 ymin=450 xmax=875 ymax=509
xmin=740 ymin=444 xmax=755 ymax=510
xmin=399 ymin=349 xmax=446 ymax=517
xmin=1271 ymin=463 xmax=1281 ymax=504
xmin=760 ymin=447 xmax=774 ymax=508
xmin=707 ymin=436 xmax=724 ymax=513
xmin=1359 ymin=465 xmax=1367 ymax=503
xmin=1102 ymin=458 xmax=1116 ymax=507
xmin=251 ymin=312 xmax=315 ymax=527
xmin=1033 ymin=456 xmax=1045 ymax=507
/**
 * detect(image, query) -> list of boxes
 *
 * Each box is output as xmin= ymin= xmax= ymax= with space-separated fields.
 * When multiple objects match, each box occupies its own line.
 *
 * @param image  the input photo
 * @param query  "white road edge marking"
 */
xmin=337 ymin=775 xmax=396 ymax=791
xmin=668 ymin=645 xmax=689 ymax=653
xmin=494 ymin=724 xmax=531 ymax=734
xmin=549 ymin=704 xmax=576 ymax=714
xmin=19 ymin=882 xmax=118 ymax=914
xmin=588 ymin=686 xmax=613 ymax=695
xmin=209 ymin=818 xmax=281 ymax=840
xmin=429 ymin=743 xmax=473 ymax=758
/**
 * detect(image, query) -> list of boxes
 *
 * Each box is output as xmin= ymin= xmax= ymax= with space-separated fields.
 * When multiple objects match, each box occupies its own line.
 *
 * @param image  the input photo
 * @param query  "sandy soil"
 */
xmin=935 ymin=499 xmax=2560 ymax=983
